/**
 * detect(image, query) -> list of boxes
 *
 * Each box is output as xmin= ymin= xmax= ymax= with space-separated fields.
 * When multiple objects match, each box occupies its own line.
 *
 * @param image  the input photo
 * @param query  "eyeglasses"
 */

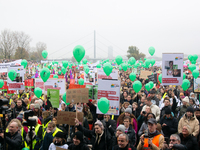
xmin=169 ymin=139 xmax=177 ymax=142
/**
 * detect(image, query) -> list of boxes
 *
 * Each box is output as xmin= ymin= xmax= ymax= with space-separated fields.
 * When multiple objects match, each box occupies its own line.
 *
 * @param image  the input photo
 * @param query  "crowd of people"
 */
xmin=0 ymin=59 xmax=200 ymax=150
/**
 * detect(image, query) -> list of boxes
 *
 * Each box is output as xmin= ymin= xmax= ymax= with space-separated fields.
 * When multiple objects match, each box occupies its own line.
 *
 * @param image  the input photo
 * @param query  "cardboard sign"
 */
xmin=140 ymin=70 xmax=152 ymax=79
xmin=66 ymin=88 xmax=89 ymax=103
xmin=68 ymin=84 xmax=86 ymax=89
xmin=56 ymin=147 xmax=68 ymax=150
xmin=57 ymin=111 xmax=83 ymax=125
xmin=148 ymin=73 xmax=158 ymax=83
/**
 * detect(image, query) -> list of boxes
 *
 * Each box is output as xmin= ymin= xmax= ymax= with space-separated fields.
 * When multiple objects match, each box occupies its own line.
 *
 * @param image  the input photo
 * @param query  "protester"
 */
xmin=137 ymin=118 xmax=164 ymax=150
xmin=48 ymin=132 xmax=68 ymax=150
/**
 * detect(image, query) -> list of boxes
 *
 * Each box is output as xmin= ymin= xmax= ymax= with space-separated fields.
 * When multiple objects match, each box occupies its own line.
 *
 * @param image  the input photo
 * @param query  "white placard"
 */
xmin=35 ymin=78 xmax=66 ymax=95
xmin=0 ymin=59 xmax=22 ymax=73
xmin=162 ymin=53 xmax=183 ymax=85
xmin=97 ymin=79 xmax=120 ymax=115
xmin=7 ymin=66 xmax=25 ymax=90
xmin=97 ymin=69 xmax=118 ymax=80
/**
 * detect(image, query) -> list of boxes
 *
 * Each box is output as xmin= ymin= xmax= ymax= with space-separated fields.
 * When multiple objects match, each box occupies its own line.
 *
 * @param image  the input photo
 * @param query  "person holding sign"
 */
xmin=75 ymin=118 xmax=112 ymax=150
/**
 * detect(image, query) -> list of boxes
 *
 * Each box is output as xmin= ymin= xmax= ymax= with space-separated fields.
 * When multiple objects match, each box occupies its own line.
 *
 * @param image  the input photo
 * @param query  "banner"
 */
xmin=97 ymin=69 xmax=118 ymax=81
xmin=97 ymin=79 xmax=120 ymax=115
xmin=66 ymin=88 xmax=89 ymax=103
xmin=24 ymin=79 xmax=34 ymax=88
xmin=68 ymin=84 xmax=86 ymax=89
xmin=47 ymin=89 xmax=59 ymax=108
xmin=162 ymin=53 xmax=183 ymax=85
xmin=148 ymin=73 xmax=158 ymax=83
xmin=7 ymin=66 xmax=25 ymax=90
xmin=35 ymin=78 xmax=44 ymax=91
xmin=0 ymin=59 xmax=22 ymax=73
xmin=194 ymin=78 xmax=200 ymax=93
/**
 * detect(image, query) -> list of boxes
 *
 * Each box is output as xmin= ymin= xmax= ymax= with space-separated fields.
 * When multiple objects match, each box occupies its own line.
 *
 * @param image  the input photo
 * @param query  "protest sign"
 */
xmin=7 ymin=66 xmax=25 ymax=90
xmin=162 ymin=53 xmax=183 ymax=85
xmin=148 ymin=73 xmax=158 ymax=83
xmin=66 ymin=88 xmax=89 ymax=103
xmin=0 ymin=59 xmax=22 ymax=73
xmin=97 ymin=79 xmax=120 ymax=115
xmin=86 ymin=85 xmax=98 ymax=100
xmin=97 ymin=69 xmax=118 ymax=82
xmin=84 ymin=69 xmax=96 ymax=85
xmin=57 ymin=111 xmax=83 ymax=125
xmin=44 ymin=79 xmax=66 ymax=95
xmin=47 ymin=89 xmax=59 ymax=108
xmin=35 ymin=78 xmax=44 ymax=92
xmin=194 ymin=78 xmax=200 ymax=93
xmin=140 ymin=70 xmax=152 ymax=79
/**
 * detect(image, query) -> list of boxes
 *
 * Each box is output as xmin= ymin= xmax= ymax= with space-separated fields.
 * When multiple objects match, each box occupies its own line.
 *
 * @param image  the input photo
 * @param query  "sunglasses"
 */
xmin=169 ymin=139 xmax=177 ymax=142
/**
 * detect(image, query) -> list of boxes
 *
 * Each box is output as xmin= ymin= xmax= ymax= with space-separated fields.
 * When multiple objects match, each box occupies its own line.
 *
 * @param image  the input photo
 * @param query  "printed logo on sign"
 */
xmin=175 ymin=57 xmax=183 ymax=60
xmin=57 ymin=80 xmax=62 ymax=83
xmin=111 ymin=84 xmax=119 ymax=88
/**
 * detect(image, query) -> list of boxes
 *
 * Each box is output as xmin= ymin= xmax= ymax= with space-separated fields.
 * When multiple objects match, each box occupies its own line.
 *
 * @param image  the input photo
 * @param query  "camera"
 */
xmin=23 ymin=110 xmax=36 ymax=126
xmin=142 ymin=111 xmax=146 ymax=115
xmin=0 ymin=99 xmax=9 ymax=114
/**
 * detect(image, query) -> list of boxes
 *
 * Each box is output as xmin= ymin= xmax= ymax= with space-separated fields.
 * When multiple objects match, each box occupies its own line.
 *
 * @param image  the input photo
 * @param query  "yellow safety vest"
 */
xmin=42 ymin=120 xmax=51 ymax=132
xmin=40 ymin=95 xmax=44 ymax=100
xmin=43 ymin=127 xmax=63 ymax=139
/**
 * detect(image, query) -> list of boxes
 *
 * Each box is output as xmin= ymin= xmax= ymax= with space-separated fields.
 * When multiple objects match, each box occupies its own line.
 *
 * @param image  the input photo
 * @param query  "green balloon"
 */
xmin=22 ymin=148 xmax=29 ymax=150
xmin=84 ymin=67 xmax=89 ymax=74
xmin=42 ymin=50 xmax=48 ymax=59
xmin=183 ymin=73 xmax=186 ymax=80
xmin=73 ymin=45 xmax=85 ymax=62
xmin=8 ymin=69 xmax=17 ymax=81
xmin=149 ymin=81 xmax=154 ymax=89
xmin=58 ymin=70 xmax=61 ymax=75
xmin=158 ymin=74 xmax=162 ymax=83
xmin=188 ymin=55 xmax=192 ymax=61
xmin=40 ymin=68 xmax=50 ymax=82
xmin=182 ymin=79 xmax=190 ymax=91
xmin=21 ymin=59 xmax=27 ymax=69
xmin=103 ymin=62 xmax=113 ymax=76
xmin=192 ymin=69 xmax=199 ymax=79
xmin=119 ymin=66 xmax=122 ymax=71
xmin=188 ymin=64 xmax=196 ymax=72
xmin=193 ymin=54 xmax=198 ymax=61
xmin=129 ymin=57 xmax=136 ymax=65
xmin=191 ymin=60 xmax=196 ymax=64
xmin=144 ymin=58 xmax=146 ymax=60
xmin=150 ymin=59 xmax=155 ymax=66
xmin=0 ymin=79 xmax=4 ymax=88
xmin=145 ymin=83 xmax=151 ymax=91
xmin=148 ymin=47 xmax=155 ymax=56
xmin=115 ymin=55 xmax=123 ymax=65
xmin=129 ymin=72 xmax=136 ymax=81
xmin=122 ymin=63 xmax=128 ymax=71
xmin=82 ymin=58 xmax=88 ymax=64
xmin=78 ymin=78 xmax=84 ymax=85
xmin=62 ymin=61 xmax=68 ymax=68
xmin=34 ymin=87 xmax=42 ymax=98
xmin=96 ymin=64 xmax=101 ymax=68
xmin=133 ymin=80 xmax=142 ymax=93
xmin=97 ymin=97 xmax=110 ymax=114
xmin=53 ymin=74 xmax=58 ymax=78
xmin=48 ymin=65 xmax=51 ymax=69
xmin=62 ymin=92 xmax=68 ymax=104
xmin=145 ymin=59 xmax=151 ymax=67
xmin=61 ymin=67 xmax=67 ymax=74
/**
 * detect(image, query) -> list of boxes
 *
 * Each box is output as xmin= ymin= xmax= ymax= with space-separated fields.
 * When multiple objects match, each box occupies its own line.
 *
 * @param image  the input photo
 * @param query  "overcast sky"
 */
xmin=1 ymin=0 xmax=200 ymax=59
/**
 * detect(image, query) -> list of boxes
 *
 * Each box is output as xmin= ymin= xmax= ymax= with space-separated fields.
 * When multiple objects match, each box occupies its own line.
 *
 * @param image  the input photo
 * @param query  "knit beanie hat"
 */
xmin=74 ymin=131 xmax=83 ymax=142
xmin=94 ymin=120 xmax=104 ymax=130
xmin=16 ymin=113 xmax=24 ymax=122
xmin=116 ymin=125 xmax=125 ymax=133
xmin=165 ymin=108 xmax=171 ymax=115
xmin=182 ymin=96 xmax=189 ymax=103
xmin=125 ymin=108 xmax=132 ymax=114
xmin=34 ymin=103 xmax=40 ymax=109
xmin=186 ymin=107 xmax=194 ymax=114
xmin=55 ymin=132 xmax=64 ymax=138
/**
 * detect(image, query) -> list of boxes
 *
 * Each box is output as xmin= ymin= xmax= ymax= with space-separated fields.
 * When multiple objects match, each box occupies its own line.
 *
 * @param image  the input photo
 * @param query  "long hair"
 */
xmin=117 ymin=112 xmax=138 ymax=125
xmin=53 ymin=137 xmax=66 ymax=145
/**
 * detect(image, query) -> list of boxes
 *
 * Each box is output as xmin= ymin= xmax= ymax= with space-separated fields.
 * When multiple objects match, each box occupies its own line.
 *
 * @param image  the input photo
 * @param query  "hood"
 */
xmin=183 ymin=113 xmax=196 ymax=121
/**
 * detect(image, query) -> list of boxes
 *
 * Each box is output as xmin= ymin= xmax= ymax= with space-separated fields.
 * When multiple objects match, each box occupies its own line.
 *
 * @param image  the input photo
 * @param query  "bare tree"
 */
xmin=0 ymin=29 xmax=16 ymax=59
xmin=14 ymin=31 xmax=32 ymax=59
xmin=36 ymin=42 xmax=47 ymax=60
